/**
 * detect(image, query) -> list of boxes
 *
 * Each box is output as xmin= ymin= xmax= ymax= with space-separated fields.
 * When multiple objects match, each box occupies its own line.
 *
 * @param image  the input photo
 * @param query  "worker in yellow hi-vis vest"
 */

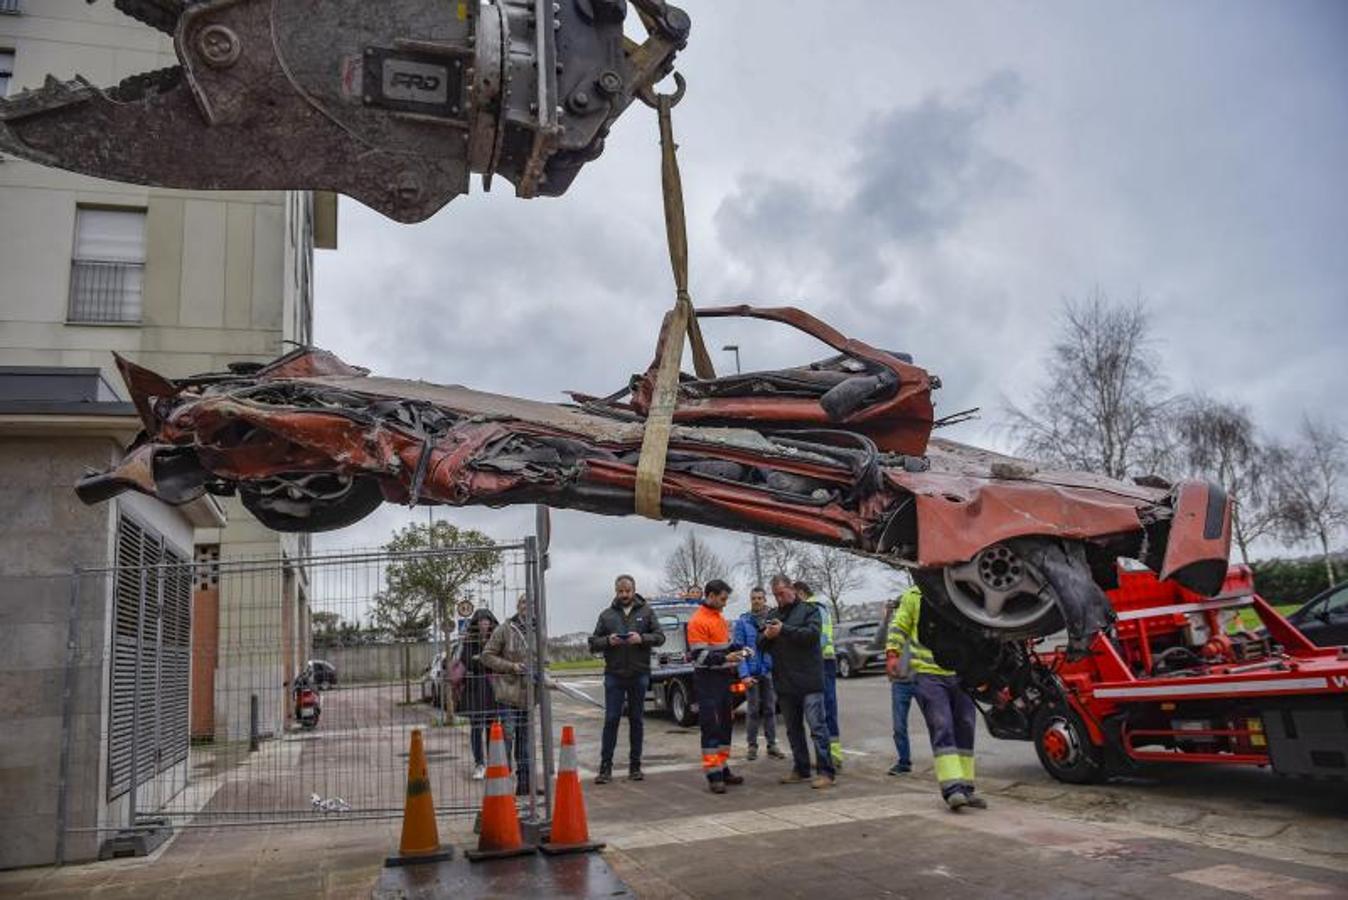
xmin=886 ymin=586 xmax=986 ymax=812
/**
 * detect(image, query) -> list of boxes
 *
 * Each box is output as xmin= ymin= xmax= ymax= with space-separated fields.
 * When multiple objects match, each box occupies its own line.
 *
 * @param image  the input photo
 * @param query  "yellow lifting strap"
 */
xmin=634 ymin=74 xmax=714 ymax=520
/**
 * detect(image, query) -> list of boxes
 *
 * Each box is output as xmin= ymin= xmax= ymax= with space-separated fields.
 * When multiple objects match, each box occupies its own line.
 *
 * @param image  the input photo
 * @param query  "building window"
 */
xmin=0 ymin=50 xmax=13 ymax=97
xmin=68 ymin=207 xmax=146 ymax=324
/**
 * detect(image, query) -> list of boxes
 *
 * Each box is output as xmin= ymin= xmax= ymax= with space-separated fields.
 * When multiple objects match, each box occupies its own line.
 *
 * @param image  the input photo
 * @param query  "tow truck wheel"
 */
xmin=1032 ymin=706 xmax=1105 ymax=784
xmin=668 ymin=680 xmax=697 ymax=728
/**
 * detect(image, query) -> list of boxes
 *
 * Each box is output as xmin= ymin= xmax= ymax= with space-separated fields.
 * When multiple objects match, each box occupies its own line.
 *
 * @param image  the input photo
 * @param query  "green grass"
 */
xmin=546 ymin=659 xmax=603 ymax=673
xmin=1233 ymin=604 xmax=1301 ymax=632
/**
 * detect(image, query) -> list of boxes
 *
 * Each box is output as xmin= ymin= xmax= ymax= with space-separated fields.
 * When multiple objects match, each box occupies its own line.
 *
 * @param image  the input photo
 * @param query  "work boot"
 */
xmin=965 ymin=794 xmax=988 ymax=810
xmin=811 ymin=774 xmax=835 ymax=790
xmin=946 ymin=791 xmax=970 ymax=811
xmin=722 ymin=769 xmax=744 ymax=786
xmin=627 ymin=764 xmax=644 ymax=782
xmin=779 ymin=771 xmax=809 ymax=784
xmin=766 ymin=745 xmax=786 ymax=759
xmin=709 ymin=780 xmax=727 ymax=795
xmin=595 ymin=763 xmax=612 ymax=785
xmin=746 ymin=745 xmax=758 ymax=761
xmin=886 ymin=762 xmax=911 ymax=776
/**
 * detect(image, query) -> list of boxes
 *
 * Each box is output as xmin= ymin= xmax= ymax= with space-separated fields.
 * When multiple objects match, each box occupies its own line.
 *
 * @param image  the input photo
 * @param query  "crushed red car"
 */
xmin=76 ymin=305 xmax=1232 ymax=670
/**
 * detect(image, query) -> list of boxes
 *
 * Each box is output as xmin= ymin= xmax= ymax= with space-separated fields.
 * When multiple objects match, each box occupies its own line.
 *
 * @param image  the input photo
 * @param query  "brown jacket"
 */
xmin=480 ymin=615 xmax=537 ymax=709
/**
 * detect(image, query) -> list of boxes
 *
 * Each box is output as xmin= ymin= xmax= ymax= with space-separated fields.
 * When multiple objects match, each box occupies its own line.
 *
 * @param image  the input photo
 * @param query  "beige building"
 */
xmin=0 ymin=0 xmax=336 ymax=867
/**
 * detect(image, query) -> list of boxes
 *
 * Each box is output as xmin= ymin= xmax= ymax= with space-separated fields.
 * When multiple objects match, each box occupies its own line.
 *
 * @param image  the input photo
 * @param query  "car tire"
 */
xmin=1032 ymin=704 xmax=1106 ymax=784
xmin=914 ymin=540 xmax=1066 ymax=642
xmin=668 ymin=680 xmax=697 ymax=728
xmin=240 ymin=473 xmax=384 ymax=533
xmin=836 ymin=654 xmax=853 ymax=679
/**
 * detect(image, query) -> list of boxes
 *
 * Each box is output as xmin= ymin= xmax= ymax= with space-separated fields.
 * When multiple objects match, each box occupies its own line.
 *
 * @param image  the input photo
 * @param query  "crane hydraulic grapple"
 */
xmin=0 ymin=0 xmax=690 ymax=222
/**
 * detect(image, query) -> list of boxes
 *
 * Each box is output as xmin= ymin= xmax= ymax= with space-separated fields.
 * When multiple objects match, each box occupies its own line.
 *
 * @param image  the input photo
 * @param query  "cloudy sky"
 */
xmin=313 ymin=0 xmax=1347 ymax=632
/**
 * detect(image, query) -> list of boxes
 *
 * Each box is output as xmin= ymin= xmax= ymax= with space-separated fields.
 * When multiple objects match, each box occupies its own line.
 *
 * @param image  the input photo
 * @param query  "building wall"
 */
xmin=0 ymin=435 xmax=118 ymax=868
xmin=0 ymin=1 xmax=326 ymax=865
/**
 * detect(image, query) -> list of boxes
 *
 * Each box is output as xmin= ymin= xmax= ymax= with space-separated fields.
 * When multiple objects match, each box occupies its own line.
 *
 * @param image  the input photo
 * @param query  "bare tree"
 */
xmin=1273 ymin=417 xmax=1348 ymax=584
xmin=1173 ymin=396 xmax=1280 ymax=565
xmin=661 ymin=531 xmax=729 ymax=593
xmin=808 ymin=546 xmax=867 ymax=622
xmin=752 ymin=537 xmax=815 ymax=585
xmin=1006 ymin=290 xmax=1174 ymax=479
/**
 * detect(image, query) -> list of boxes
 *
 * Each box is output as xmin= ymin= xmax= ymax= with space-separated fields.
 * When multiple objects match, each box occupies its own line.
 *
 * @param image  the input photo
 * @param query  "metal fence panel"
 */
xmin=60 ymin=540 xmax=553 ymax=840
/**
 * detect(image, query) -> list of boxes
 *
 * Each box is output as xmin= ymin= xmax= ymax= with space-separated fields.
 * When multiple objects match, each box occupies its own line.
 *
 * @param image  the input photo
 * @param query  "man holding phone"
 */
xmin=588 ymin=574 xmax=665 ymax=784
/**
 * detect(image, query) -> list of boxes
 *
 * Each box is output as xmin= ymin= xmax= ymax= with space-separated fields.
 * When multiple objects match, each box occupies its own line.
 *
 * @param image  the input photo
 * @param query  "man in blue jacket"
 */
xmin=733 ymin=586 xmax=784 ymax=761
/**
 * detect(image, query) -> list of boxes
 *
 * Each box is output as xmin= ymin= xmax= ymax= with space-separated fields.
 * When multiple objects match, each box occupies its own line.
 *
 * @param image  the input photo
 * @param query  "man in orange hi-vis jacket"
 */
xmin=687 ymin=579 xmax=749 ymax=794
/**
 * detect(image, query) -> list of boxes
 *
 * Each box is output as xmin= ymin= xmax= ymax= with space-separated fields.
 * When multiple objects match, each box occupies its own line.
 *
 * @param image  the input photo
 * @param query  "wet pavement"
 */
xmin=1 ymin=675 xmax=1344 ymax=898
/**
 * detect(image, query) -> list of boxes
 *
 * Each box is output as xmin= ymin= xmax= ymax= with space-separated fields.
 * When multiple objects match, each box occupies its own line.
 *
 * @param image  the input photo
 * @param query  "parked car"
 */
xmin=420 ymin=651 xmax=447 ymax=708
xmin=306 ymin=659 xmax=337 ymax=689
xmin=834 ymin=620 xmax=887 ymax=678
xmin=1285 ymin=582 xmax=1348 ymax=647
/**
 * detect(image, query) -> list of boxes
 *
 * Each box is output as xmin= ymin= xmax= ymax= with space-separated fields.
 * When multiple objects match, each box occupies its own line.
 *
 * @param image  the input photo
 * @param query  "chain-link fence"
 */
xmin=58 ymin=536 xmax=555 ymax=856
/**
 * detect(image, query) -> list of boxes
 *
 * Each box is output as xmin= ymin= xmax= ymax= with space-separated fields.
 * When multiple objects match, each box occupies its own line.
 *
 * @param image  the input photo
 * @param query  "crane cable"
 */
xmin=633 ymin=73 xmax=715 ymax=520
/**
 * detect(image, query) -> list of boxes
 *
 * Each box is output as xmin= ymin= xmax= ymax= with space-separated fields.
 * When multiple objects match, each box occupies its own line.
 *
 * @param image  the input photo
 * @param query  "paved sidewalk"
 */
xmin=2 ymin=683 xmax=1346 ymax=898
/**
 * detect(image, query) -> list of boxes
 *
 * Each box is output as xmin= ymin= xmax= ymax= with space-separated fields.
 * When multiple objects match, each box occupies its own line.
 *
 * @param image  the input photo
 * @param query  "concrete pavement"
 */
xmin=0 ymin=675 xmax=1344 ymax=898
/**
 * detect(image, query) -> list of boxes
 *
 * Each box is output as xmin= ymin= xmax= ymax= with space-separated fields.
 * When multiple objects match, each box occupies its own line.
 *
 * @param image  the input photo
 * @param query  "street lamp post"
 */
xmin=723 ymin=344 xmax=764 ymax=590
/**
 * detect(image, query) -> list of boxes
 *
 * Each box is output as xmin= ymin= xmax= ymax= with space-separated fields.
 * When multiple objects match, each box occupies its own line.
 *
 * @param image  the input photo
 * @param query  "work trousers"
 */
xmin=913 ymin=673 xmax=976 ymax=799
xmin=745 ymin=673 xmax=778 ymax=750
xmin=694 ymin=670 xmax=734 ymax=783
xmin=498 ymin=704 xmax=532 ymax=794
xmin=600 ymin=672 xmax=650 ymax=769
xmin=890 ymin=680 xmax=916 ymax=768
xmin=822 ymin=657 xmax=842 ymax=764
xmin=778 ymin=690 xmax=834 ymax=778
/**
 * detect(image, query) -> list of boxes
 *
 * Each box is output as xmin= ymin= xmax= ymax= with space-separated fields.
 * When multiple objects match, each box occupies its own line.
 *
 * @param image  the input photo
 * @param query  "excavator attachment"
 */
xmin=0 ymin=0 xmax=689 ymax=223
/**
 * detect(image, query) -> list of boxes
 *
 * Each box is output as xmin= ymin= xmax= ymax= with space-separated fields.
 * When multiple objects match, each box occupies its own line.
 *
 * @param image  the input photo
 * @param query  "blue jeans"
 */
xmin=601 ymin=672 xmax=650 ymax=768
xmin=499 ymin=705 xmax=531 ymax=792
xmin=469 ymin=711 xmax=495 ymax=766
xmin=891 ymin=680 xmax=916 ymax=767
xmin=779 ymin=691 xmax=834 ymax=777
xmin=745 ymin=673 xmax=778 ymax=749
xmin=822 ymin=657 xmax=839 ymax=741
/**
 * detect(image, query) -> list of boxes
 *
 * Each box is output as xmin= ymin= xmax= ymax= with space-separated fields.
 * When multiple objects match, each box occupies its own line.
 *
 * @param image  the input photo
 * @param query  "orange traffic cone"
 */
xmin=385 ymin=729 xmax=453 ymax=866
xmin=465 ymin=720 xmax=536 ymax=861
xmin=540 ymin=725 xmax=605 ymax=855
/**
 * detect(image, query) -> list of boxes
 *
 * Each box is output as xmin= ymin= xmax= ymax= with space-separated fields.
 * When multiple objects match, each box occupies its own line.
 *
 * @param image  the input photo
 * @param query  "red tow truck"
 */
xmin=981 ymin=564 xmax=1348 ymax=783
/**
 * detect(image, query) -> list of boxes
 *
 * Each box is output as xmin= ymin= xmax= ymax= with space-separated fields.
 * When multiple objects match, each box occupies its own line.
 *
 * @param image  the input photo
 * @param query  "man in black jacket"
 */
xmin=588 ymin=574 xmax=666 ymax=783
xmin=761 ymin=574 xmax=834 ymax=789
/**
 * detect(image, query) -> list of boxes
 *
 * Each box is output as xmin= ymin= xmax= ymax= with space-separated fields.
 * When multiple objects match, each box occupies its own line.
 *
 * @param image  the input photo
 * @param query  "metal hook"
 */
xmin=638 ymin=71 xmax=686 ymax=110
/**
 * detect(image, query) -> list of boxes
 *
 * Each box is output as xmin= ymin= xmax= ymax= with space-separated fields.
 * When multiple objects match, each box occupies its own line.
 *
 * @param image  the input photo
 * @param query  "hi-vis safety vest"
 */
xmin=886 ymin=587 xmax=953 ymax=677
xmin=806 ymin=595 xmax=835 ymax=660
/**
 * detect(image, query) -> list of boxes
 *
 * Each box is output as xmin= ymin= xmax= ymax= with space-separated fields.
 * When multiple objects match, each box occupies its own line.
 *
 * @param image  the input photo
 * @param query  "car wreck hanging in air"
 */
xmin=75 ymin=304 xmax=1232 ymax=679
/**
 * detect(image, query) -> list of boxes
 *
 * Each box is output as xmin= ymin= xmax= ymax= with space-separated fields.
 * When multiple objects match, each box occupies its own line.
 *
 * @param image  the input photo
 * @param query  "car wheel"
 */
xmin=1032 ymin=705 xmax=1105 ymax=784
xmin=915 ymin=540 xmax=1071 ymax=642
xmin=668 ymin=680 xmax=697 ymax=728
xmin=836 ymin=654 xmax=853 ymax=679
xmin=240 ymin=473 xmax=384 ymax=533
